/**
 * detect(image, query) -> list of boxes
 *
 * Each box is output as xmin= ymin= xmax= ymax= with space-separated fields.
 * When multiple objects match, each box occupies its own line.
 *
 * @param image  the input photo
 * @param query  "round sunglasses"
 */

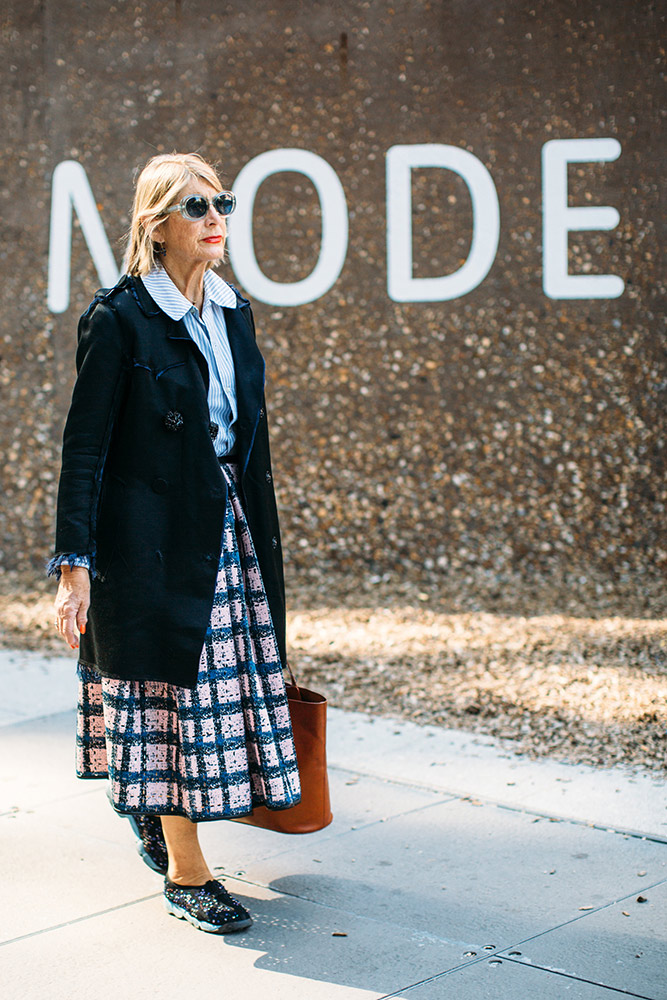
xmin=165 ymin=191 xmax=236 ymax=221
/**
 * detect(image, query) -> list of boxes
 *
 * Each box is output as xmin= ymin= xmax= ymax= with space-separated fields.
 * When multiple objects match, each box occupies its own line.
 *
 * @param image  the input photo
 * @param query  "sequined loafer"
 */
xmin=127 ymin=814 xmax=169 ymax=875
xmin=163 ymin=878 xmax=253 ymax=934
xmin=106 ymin=786 xmax=169 ymax=875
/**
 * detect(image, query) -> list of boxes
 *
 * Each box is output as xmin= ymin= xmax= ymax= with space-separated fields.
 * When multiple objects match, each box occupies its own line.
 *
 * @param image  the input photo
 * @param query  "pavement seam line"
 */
xmin=497 ymin=956 xmax=658 ymax=1000
xmin=0 ymin=891 xmax=162 ymax=948
xmin=225 ymin=872 xmax=667 ymax=1000
xmin=376 ymin=950 xmax=514 ymax=999
xmin=378 ymin=951 xmax=656 ymax=1000
xmin=491 ymin=875 xmax=667 ymax=960
xmin=379 ymin=884 xmax=667 ymax=1000
xmin=329 ymin=764 xmax=667 ymax=844
xmin=493 ymin=801 xmax=667 ymax=846
xmin=216 ymin=794 xmax=459 ymax=870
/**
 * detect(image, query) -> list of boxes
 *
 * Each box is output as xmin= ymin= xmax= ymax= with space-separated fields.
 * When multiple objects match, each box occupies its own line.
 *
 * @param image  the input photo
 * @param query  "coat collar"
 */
xmin=127 ymin=273 xmax=249 ymax=328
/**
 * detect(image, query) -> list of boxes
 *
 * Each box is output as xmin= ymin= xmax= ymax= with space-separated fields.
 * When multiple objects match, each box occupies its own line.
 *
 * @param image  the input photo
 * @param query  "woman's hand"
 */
xmin=54 ymin=566 xmax=90 ymax=649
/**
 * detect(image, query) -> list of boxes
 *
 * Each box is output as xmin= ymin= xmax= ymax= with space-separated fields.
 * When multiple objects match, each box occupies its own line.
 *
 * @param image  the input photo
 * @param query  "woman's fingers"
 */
xmin=76 ymin=604 xmax=88 ymax=635
xmin=62 ymin=611 xmax=80 ymax=649
xmin=54 ymin=567 xmax=91 ymax=649
xmin=57 ymin=596 xmax=82 ymax=647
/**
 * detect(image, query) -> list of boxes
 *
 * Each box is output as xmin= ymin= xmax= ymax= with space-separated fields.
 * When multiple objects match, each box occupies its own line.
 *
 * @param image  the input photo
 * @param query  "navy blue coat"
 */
xmin=53 ymin=274 xmax=286 ymax=688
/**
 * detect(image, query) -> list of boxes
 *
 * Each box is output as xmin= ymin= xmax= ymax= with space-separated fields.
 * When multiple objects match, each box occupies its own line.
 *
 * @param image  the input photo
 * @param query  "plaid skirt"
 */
xmin=75 ymin=462 xmax=301 ymax=822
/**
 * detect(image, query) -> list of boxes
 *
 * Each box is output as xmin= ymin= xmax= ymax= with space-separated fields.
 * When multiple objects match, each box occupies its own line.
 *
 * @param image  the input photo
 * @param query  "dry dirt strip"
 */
xmin=288 ymin=606 xmax=667 ymax=773
xmin=2 ymin=582 xmax=665 ymax=774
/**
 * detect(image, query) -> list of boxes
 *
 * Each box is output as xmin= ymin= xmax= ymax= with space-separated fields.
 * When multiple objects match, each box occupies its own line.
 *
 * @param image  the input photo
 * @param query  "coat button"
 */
xmin=164 ymin=410 xmax=184 ymax=432
xmin=152 ymin=478 xmax=168 ymax=494
xmin=271 ymin=536 xmax=278 ymax=549
xmin=259 ymin=407 xmax=265 ymax=419
xmin=265 ymin=470 xmax=272 ymax=483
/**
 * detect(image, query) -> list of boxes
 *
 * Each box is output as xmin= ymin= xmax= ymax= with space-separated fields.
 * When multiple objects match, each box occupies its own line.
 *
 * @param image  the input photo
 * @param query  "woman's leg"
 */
xmin=160 ymin=815 xmax=214 ymax=885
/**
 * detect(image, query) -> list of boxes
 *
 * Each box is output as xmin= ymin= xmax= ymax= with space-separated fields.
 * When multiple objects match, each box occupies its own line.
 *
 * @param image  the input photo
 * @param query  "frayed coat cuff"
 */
xmin=46 ymin=553 xmax=93 ymax=580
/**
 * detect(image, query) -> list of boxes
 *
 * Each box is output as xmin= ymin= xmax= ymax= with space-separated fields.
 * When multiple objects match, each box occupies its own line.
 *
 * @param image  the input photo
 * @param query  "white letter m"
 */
xmin=47 ymin=160 xmax=120 ymax=313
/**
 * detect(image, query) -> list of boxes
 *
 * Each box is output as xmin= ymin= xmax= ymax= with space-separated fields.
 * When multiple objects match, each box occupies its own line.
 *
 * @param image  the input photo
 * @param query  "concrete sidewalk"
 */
xmin=1 ymin=648 xmax=666 ymax=999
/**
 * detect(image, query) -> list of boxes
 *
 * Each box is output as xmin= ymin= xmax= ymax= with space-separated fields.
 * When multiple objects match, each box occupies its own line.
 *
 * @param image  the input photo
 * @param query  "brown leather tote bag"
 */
xmin=233 ymin=674 xmax=333 ymax=834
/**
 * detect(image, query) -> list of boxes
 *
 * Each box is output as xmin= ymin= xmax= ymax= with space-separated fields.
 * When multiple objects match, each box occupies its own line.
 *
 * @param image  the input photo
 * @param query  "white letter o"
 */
xmin=227 ymin=149 xmax=348 ymax=306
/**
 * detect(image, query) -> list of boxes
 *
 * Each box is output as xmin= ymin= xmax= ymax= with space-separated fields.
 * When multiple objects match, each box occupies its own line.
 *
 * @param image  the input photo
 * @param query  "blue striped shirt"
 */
xmin=142 ymin=266 xmax=238 ymax=456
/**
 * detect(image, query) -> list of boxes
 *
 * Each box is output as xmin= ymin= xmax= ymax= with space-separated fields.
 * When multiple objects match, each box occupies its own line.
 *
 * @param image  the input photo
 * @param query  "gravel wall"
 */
xmin=1 ymin=0 xmax=664 ymax=595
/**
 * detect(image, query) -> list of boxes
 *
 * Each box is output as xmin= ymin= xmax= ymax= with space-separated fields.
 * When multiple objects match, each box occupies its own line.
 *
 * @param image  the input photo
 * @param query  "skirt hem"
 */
xmin=75 ymin=463 xmax=301 ymax=822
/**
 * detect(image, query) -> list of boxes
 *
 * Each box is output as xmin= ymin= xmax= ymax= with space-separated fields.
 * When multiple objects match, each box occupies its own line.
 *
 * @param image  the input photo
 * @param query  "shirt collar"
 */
xmin=202 ymin=269 xmax=239 ymax=309
xmin=141 ymin=266 xmax=237 ymax=321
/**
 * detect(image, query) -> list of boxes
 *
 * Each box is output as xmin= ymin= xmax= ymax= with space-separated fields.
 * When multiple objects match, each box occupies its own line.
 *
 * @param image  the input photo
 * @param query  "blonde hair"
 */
xmin=123 ymin=152 xmax=225 ymax=276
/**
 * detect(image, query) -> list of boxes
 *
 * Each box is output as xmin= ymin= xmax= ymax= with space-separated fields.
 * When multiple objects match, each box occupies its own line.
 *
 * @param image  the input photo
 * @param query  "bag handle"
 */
xmin=285 ymin=659 xmax=299 ymax=691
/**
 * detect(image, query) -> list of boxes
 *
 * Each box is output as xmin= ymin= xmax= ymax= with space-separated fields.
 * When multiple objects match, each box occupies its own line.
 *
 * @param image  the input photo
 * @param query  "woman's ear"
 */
xmin=146 ymin=218 xmax=164 ymax=243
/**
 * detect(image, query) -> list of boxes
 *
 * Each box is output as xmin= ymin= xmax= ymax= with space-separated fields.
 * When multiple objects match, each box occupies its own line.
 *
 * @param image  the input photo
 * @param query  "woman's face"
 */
xmin=153 ymin=179 xmax=228 ymax=267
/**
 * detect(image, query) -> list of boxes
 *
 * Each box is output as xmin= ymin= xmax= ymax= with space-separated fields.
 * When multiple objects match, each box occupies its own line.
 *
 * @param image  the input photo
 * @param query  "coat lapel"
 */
xmin=130 ymin=275 xmax=265 ymax=473
xmin=130 ymin=274 xmax=210 ymax=390
xmin=224 ymin=304 xmax=266 ymax=474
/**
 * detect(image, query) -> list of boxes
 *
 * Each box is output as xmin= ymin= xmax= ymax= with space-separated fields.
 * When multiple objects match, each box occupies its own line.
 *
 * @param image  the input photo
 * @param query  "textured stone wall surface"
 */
xmin=1 ymin=0 xmax=664 ymax=591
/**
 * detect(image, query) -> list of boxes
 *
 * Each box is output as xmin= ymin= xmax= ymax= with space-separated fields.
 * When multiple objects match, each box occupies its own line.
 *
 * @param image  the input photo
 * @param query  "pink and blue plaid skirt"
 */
xmin=75 ymin=463 xmax=301 ymax=822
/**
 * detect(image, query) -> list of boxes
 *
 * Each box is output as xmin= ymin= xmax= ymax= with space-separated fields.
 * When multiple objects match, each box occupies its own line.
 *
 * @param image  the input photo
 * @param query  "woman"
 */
xmin=50 ymin=152 xmax=300 ymax=934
